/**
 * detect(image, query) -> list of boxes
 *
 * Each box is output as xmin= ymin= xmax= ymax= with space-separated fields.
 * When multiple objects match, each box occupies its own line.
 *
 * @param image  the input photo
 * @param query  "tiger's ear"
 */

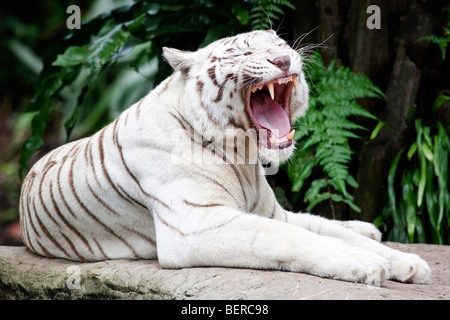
xmin=163 ymin=47 xmax=195 ymax=74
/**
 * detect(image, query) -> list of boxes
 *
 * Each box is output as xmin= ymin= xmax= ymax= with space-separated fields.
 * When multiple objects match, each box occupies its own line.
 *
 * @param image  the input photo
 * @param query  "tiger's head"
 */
xmin=163 ymin=30 xmax=309 ymax=164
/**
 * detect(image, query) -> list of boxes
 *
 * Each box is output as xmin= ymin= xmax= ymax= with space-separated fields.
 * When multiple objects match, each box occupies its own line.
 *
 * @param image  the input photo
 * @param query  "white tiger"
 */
xmin=20 ymin=30 xmax=431 ymax=285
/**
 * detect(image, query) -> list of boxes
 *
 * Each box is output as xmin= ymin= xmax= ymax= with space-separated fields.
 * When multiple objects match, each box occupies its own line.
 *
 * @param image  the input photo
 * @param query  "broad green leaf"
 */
xmin=345 ymin=174 xmax=359 ymax=188
xmin=124 ymin=13 xmax=147 ymax=38
xmin=402 ymin=171 xmax=417 ymax=242
xmin=407 ymin=142 xmax=417 ymax=160
xmin=53 ymin=46 xmax=91 ymax=67
xmin=388 ymin=150 xmax=403 ymax=226
xmin=436 ymin=132 xmax=448 ymax=242
xmin=19 ymin=68 xmax=69 ymax=177
xmin=425 ymin=162 xmax=438 ymax=230
xmin=370 ymin=121 xmax=384 ymax=140
xmin=88 ymin=24 xmax=129 ymax=67
xmin=306 ymin=193 xmax=331 ymax=211
xmin=412 ymin=168 xmax=420 ymax=187
xmin=304 ymin=179 xmax=327 ymax=203
xmin=422 ymin=142 xmax=434 ymax=162
xmin=433 ymin=135 xmax=441 ymax=177
xmin=423 ymin=125 xmax=433 ymax=147
xmin=288 ymin=154 xmax=317 ymax=192
xmin=432 ymin=94 xmax=450 ymax=114
xmin=415 ymin=216 xmax=427 ymax=243
xmin=415 ymin=119 xmax=427 ymax=207
xmin=53 ymin=23 xmax=129 ymax=68
xmin=330 ymin=194 xmax=361 ymax=213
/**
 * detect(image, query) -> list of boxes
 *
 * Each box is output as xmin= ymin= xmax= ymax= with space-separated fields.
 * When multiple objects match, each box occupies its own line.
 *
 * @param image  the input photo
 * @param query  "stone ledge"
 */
xmin=0 ymin=243 xmax=449 ymax=300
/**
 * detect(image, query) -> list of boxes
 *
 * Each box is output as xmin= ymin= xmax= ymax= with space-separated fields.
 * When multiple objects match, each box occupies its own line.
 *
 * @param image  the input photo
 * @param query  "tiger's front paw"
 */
xmin=305 ymin=246 xmax=390 ymax=286
xmin=346 ymin=254 xmax=390 ymax=286
xmin=346 ymin=250 xmax=390 ymax=286
xmin=337 ymin=220 xmax=382 ymax=242
xmin=389 ymin=252 xmax=432 ymax=284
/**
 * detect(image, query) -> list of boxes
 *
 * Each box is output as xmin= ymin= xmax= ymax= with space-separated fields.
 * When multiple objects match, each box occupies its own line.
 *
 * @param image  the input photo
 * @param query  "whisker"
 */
xmin=275 ymin=17 xmax=286 ymax=34
xmin=291 ymin=26 xmax=320 ymax=50
xmin=298 ymin=33 xmax=334 ymax=53
xmin=303 ymin=64 xmax=316 ymax=87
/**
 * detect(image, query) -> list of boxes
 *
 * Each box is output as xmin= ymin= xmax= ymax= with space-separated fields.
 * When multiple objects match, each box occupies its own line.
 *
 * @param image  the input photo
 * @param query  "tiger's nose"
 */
xmin=268 ymin=55 xmax=291 ymax=72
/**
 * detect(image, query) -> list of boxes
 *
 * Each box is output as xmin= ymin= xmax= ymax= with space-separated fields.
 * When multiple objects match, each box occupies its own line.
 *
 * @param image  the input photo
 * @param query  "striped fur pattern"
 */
xmin=20 ymin=30 xmax=431 ymax=285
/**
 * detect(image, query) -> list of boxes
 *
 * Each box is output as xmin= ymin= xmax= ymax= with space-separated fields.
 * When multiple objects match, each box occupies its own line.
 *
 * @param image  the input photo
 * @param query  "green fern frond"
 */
xmin=322 ymin=102 xmax=376 ymax=122
xmin=419 ymin=34 xmax=450 ymax=60
xmin=248 ymin=0 xmax=295 ymax=30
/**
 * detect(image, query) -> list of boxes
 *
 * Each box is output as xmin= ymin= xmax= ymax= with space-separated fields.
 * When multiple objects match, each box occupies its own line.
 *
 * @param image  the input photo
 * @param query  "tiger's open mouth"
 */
xmin=246 ymin=75 xmax=298 ymax=149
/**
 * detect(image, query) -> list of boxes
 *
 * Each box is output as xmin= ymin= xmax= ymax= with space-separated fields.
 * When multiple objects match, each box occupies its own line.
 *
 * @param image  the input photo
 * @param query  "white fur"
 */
xmin=20 ymin=30 xmax=431 ymax=285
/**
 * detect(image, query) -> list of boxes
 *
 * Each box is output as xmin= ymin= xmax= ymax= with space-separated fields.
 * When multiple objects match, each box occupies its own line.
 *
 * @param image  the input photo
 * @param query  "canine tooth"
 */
xmin=292 ymin=75 xmax=299 ymax=92
xmin=286 ymin=129 xmax=295 ymax=141
xmin=267 ymin=82 xmax=275 ymax=100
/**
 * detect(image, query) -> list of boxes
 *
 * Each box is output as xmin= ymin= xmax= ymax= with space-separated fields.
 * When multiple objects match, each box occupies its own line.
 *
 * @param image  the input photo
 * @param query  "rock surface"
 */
xmin=0 ymin=242 xmax=448 ymax=300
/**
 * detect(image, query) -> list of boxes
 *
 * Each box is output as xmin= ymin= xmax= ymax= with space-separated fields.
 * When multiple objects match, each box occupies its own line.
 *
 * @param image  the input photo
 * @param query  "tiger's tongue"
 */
xmin=251 ymin=93 xmax=290 ymax=138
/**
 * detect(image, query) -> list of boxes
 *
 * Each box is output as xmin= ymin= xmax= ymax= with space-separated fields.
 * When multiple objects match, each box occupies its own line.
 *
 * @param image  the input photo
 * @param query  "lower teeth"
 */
xmin=270 ymin=129 xmax=295 ymax=145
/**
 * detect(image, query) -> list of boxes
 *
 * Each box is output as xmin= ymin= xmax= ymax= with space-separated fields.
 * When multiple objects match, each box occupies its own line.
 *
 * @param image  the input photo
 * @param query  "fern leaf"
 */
xmin=248 ymin=0 xmax=295 ymax=30
xmin=325 ymin=127 xmax=361 ymax=140
xmin=306 ymin=192 xmax=331 ymax=211
xmin=325 ymin=101 xmax=378 ymax=120
xmin=288 ymin=149 xmax=317 ymax=192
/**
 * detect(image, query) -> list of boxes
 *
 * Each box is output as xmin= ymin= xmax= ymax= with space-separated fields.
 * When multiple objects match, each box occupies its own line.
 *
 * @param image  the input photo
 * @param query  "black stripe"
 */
xmin=196 ymin=79 xmax=220 ymax=125
xmin=20 ymin=172 xmax=37 ymax=251
xmin=35 ymin=237 xmax=56 ymax=258
xmin=117 ymin=184 xmax=148 ymax=209
xmin=27 ymin=196 xmax=42 ymax=240
xmin=60 ymin=231 xmax=87 ymax=262
xmin=113 ymin=121 xmax=171 ymax=210
xmin=92 ymin=238 xmax=110 ymax=260
xmin=119 ymin=224 xmax=156 ymax=248
xmin=194 ymin=168 xmax=240 ymax=206
xmin=135 ymin=97 xmax=145 ymax=120
xmin=153 ymin=209 xmax=243 ymax=237
xmin=38 ymin=161 xmax=61 ymax=228
xmin=97 ymin=127 xmax=134 ymax=204
xmin=32 ymin=197 xmax=70 ymax=258
xmin=230 ymin=164 xmax=248 ymax=208
xmin=69 ymin=156 xmax=140 ymax=259
xmin=269 ymin=200 xmax=277 ymax=219
xmin=86 ymin=175 xmax=120 ymax=216
xmin=249 ymin=165 xmax=260 ymax=213
xmin=183 ymin=200 xmax=224 ymax=208
xmin=57 ymin=155 xmax=78 ymax=219
xmin=50 ymin=175 xmax=94 ymax=258
xmin=22 ymin=195 xmax=38 ymax=254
